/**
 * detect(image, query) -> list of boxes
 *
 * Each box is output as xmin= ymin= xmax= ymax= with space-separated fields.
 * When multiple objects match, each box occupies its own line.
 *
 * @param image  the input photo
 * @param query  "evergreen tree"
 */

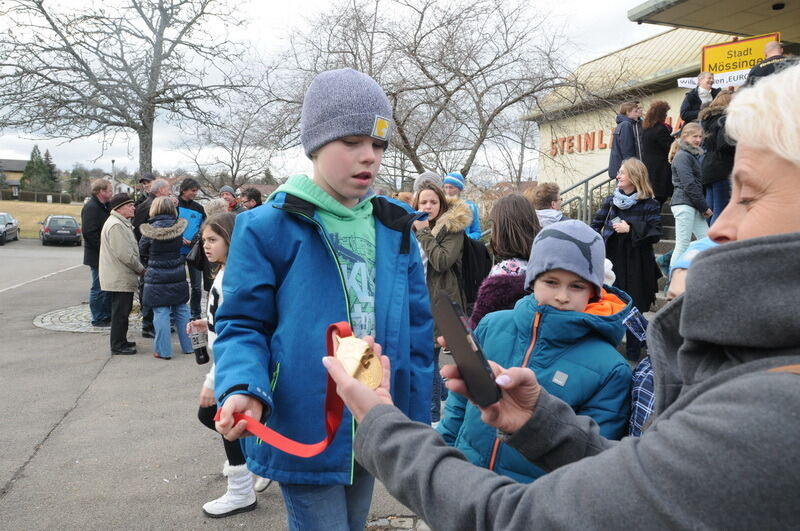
xmin=21 ymin=145 xmax=49 ymax=190
xmin=43 ymin=149 xmax=59 ymax=191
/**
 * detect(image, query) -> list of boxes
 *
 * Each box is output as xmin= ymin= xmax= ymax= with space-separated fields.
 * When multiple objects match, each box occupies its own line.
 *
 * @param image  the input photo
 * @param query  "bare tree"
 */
xmin=263 ymin=0 xmax=575 ymax=189
xmin=0 ymin=0 xmax=248 ymax=174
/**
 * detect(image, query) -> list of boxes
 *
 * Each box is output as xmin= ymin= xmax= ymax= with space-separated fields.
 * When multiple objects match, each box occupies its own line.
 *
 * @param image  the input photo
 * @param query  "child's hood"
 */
xmin=270 ymin=174 xmax=374 ymax=221
xmin=511 ymin=286 xmax=632 ymax=360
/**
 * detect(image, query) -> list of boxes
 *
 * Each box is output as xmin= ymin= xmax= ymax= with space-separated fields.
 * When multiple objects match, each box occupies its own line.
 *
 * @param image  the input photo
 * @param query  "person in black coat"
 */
xmin=640 ymin=100 xmax=674 ymax=205
xmin=700 ymin=90 xmax=735 ymax=225
xmin=679 ymin=72 xmax=720 ymax=123
xmin=591 ymin=158 xmax=662 ymax=361
xmin=608 ymin=101 xmax=642 ymax=178
xmin=80 ymin=178 xmax=114 ymax=326
xmin=138 ymin=197 xmax=193 ymax=360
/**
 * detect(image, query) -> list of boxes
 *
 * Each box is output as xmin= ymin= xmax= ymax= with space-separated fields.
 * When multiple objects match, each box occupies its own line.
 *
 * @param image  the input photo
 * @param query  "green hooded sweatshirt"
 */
xmin=274 ymin=175 xmax=377 ymax=338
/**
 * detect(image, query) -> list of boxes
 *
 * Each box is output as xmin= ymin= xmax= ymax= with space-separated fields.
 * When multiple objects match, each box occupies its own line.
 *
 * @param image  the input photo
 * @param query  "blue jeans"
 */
xmin=89 ymin=267 xmax=112 ymax=324
xmin=152 ymin=304 xmax=192 ymax=358
xmin=669 ymin=205 xmax=709 ymax=269
xmin=279 ymin=464 xmax=375 ymax=531
xmin=704 ymin=180 xmax=731 ymax=225
xmin=187 ymin=264 xmax=202 ymax=318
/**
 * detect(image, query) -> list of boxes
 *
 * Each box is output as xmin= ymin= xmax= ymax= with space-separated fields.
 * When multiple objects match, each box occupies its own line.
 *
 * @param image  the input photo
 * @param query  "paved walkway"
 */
xmin=0 ymin=263 xmax=430 ymax=530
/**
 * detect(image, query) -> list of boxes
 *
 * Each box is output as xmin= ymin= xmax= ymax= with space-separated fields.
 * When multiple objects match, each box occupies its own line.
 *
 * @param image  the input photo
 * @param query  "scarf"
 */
xmin=698 ymin=87 xmax=713 ymax=105
xmin=612 ymin=188 xmax=638 ymax=210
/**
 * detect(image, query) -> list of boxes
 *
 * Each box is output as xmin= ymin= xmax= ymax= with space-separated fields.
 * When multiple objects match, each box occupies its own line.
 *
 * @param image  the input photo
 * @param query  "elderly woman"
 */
xmin=257 ymin=64 xmax=800 ymax=530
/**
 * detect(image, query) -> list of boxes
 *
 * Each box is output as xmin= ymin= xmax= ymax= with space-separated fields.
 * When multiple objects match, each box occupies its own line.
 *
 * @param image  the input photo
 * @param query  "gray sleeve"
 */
xmin=503 ymin=388 xmax=617 ymax=471
xmin=355 ymin=371 xmax=800 ymax=530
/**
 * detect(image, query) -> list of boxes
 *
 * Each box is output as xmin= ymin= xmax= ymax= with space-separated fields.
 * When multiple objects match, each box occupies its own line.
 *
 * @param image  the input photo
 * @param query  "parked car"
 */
xmin=0 ymin=212 xmax=20 ymax=245
xmin=40 ymin=215 xmax=82 ymax=246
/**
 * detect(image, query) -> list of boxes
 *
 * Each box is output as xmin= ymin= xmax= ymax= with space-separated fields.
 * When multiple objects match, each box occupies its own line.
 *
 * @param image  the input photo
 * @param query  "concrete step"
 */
xmin=655 ymin=239 xmax=675 ymax=255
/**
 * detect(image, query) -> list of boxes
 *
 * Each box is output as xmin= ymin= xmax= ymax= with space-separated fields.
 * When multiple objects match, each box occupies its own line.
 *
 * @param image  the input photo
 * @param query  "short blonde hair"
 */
xmin=149 ymin=196 xmax=176 ymax=218
xmin=726 ymin=63 xmax=800 ymax=168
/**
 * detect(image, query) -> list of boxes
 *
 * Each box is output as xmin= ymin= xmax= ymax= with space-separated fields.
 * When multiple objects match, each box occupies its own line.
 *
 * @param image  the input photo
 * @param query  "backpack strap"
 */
xmin=767 ymin=364 xmax=800 ymax=375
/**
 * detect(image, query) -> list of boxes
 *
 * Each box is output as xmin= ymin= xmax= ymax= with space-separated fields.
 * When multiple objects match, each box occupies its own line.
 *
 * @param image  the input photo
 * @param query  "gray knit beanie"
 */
xmin=300 ymin=68 xmax=394 ymax=158
xmin=219 ymin=185 xmax=235 ymax=196
xmin=524 ymin=220 xmax=606 ymax=296
xmin=413 ymin=171 xmax=443 ymax=192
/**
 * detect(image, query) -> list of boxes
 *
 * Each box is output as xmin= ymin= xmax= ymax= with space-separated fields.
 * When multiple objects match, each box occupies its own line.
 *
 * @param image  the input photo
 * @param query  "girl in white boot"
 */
xmin=188 ymin=213 xmax=271 ymax=518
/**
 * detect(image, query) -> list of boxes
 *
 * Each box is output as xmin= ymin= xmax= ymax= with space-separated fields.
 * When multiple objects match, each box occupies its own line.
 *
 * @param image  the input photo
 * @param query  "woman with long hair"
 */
xmin=412 ymin=182 xmax=472 ymax=423
xmin=699 ymin=89 xmax=735 ymax=224
xmin=469 ymin=194 xmax=541 ymax=329
xmin=641 ymin=100 xmax=674 ymax=204
xmin=139 ymin=196 xmax=193 ymax=359
xmin=591 ymin=158 xmax=662 ymax=361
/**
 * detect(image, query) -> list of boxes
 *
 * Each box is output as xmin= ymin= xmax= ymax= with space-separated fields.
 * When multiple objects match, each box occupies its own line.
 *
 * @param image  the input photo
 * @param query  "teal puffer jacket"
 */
xmin=437 ymin=288 xmax=633 ymax=483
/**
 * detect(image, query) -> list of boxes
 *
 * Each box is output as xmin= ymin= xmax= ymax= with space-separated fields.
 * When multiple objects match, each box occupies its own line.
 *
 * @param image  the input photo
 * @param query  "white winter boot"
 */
xmin=202 ymin=461 xmax=257 ymax=518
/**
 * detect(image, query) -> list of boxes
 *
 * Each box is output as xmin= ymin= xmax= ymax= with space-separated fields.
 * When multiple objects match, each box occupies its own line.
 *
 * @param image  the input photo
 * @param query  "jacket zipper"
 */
xmin=488 ymin=312 xmax=541 ymax=471
xmin=288 ymin=208 xmax=355 ymax=483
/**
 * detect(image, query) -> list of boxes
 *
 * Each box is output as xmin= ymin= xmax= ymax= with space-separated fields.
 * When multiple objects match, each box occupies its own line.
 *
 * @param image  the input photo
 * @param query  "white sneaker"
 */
xmin=202 ymin=462 xmax=257 ymax=518
xmin=253 ymin=476 xmax=273 ymax=493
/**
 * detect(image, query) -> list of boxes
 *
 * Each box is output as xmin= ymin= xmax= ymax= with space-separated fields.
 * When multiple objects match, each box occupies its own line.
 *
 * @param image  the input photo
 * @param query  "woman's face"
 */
xmin=685 ymin=132 xmax=703 ymax=148
xmin=616 ymin=165 xmax=635 ymax=192
xmin=417 ymin=190 xmax=441 ymax=221
xmin=709 ymin=145 xmax=800 ymax=243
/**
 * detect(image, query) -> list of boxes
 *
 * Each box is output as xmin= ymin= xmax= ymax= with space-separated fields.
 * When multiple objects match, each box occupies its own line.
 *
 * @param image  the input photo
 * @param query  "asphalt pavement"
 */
xmin=0 ymin=239 xmax=423 ymax=530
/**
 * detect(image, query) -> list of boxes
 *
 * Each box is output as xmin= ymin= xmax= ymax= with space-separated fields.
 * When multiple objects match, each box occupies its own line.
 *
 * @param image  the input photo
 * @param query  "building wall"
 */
xmin=536 ymin=86 xmax=689 ymax=189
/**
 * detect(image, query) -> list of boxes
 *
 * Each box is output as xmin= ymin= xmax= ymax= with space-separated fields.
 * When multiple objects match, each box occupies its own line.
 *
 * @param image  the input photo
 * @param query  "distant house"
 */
xmin=0 ymin=159 xmax=28 ymax=198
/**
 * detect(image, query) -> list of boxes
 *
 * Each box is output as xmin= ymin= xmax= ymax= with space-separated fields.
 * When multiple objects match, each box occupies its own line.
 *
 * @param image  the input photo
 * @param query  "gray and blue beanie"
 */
xmin=443 ymin=171 xmax=465 ymax=191
xmin=524 ymin=220 xmax=606 ymax=295
xmin=300 ymin=68 xmax=394 ymax=158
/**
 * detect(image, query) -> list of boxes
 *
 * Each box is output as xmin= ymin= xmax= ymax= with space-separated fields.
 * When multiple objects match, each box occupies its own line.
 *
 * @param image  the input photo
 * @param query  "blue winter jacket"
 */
xmin=213 ymin=192 xmax=434 ymax=485
xmin=139 ymin=215 xmax=189 ymax=308
xmin=465 ymin=200 xmax=482 ymax=240
xmin=437 ymin=288 xmax=633 ymax=483
xmin=608 ymin=114 xmax=642 ymax=178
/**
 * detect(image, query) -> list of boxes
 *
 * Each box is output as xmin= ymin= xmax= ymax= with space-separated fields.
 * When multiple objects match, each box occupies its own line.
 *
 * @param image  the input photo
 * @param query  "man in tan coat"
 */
xmin=100 ymin=193 xmax=145 ymax=355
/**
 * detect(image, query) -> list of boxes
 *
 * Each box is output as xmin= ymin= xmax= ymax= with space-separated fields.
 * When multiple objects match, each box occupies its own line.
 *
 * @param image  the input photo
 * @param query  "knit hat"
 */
xmin=301 ymin=68 xmax=394 ymax=158
xmin=443 ymin=171 xmax=465 ymax=191
xmin=413 ymin=171 xmax=443 ymax=192
xmin=219 ymin=185 xmax=236 ymax=196
xmin=524 ymin=220 xmax=606 ymax=296
xmin=109 ymin=193 xmax=133 ymax=211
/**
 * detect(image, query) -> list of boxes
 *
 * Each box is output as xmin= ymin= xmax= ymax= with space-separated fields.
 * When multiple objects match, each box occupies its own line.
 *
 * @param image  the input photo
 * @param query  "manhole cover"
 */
xmin=34 ymin=303 xmax=143 ymax=333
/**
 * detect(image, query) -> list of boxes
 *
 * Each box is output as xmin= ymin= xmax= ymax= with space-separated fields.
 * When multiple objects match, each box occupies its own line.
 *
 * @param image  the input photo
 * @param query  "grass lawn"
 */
xmin=0 ymin=200 xmax=84 ymax=239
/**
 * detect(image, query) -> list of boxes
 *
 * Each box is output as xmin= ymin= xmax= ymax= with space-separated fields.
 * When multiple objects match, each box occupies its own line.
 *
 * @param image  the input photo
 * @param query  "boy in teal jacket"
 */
xmin=437 ymin=220 xmax=632 ymax=483
xmin=213 ymin=69 xmax=433 ymax=530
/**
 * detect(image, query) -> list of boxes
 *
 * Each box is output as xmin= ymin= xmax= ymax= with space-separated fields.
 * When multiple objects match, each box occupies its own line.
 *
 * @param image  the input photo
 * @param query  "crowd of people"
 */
xmin=74 ymin=43 xmax=798 ymax=529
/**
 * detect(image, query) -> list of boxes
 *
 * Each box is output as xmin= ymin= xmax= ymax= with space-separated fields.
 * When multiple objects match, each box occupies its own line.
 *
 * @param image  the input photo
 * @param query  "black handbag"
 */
xmin=186 ymin=233 xmax=206 ymax=270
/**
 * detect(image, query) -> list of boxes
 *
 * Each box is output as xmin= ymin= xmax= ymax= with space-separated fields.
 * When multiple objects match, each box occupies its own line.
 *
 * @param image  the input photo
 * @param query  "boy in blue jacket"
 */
xmin=213 ymin=68 xmax=434 ymax=530
xmin=437 ymin=220 xmax=632 ymax=483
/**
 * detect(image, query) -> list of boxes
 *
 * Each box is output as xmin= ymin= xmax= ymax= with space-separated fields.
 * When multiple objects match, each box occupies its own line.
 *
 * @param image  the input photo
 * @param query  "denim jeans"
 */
xmin=704 ymin=180 xmax=731 ymax=225
xmin=187 ymin=264 xmax=203 ymax=319
xmin=89 ymin=267 xmax=112 ymax=324
xmin=152 ymin=304 xmax=192 ymax=358
xmin=279 ymin=464 xmax=375 ymax=531
xmin=670 ymin=204 xmax=709 ymax=268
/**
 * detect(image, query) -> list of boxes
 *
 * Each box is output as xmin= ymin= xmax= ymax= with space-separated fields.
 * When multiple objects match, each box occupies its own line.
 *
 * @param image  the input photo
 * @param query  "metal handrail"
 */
xmin=559 ymin=168 xmax=615 ymax=223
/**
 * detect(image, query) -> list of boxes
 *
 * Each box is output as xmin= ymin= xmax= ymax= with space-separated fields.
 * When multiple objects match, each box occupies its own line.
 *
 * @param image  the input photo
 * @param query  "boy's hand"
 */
xmin=323 ymin=337 xmax=393 ymax=422
xmin=199 ymin=386 xmax=216 ymax=407
xmin=412 ymin=220 xmax=429 ymax=232
xmin=441 ymin=362 xmax=541 ymax=434
xmin=704 ymin=208 xmax=713 ymax=218
xmin=216 ymin=394 xmax=263 ymax=441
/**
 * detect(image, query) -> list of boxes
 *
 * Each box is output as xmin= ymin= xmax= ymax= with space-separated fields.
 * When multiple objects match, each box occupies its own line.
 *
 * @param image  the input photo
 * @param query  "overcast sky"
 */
xmin=0 ymin=0 xmax=667 ymax=175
